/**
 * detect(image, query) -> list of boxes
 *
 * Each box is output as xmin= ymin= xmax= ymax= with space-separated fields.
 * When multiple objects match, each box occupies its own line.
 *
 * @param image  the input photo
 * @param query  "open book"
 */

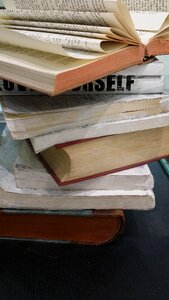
xmin=0 ymin=0 xmax=169 ymax=94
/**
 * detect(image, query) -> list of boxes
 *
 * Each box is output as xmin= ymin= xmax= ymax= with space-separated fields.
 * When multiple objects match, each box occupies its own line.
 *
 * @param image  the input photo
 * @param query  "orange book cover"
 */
xmin=0 ymin=209 xmax=125 ymax=245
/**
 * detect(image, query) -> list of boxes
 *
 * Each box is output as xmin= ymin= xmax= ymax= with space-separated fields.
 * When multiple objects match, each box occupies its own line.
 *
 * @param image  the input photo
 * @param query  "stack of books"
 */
xmin=0 ymin=0 xmax=169 ymax=245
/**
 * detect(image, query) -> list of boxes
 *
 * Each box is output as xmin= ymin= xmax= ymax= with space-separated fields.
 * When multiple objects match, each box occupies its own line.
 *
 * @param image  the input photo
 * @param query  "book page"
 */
xmin=4 ymin=0 xmax=122 ymax=13
xmin=0 ymin=9 xmax=126 ymax=28
xmin=130 ymin=11 xmax=168 ymax=31
xmin=0 ymin=28 xmax=126 ymax=59
xmin=124 ymin=0 xmax=169 ymax=12
xmin=0 ymin=16 xmax=137 ymax=41
xmin=0 ymin=5 xmax=139 ymax=41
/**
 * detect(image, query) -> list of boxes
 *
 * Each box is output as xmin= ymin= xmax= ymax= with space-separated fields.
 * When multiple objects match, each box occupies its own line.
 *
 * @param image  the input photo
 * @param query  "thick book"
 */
xmin=0 ymin=1 xmax=169 ymax=94
xmin=2 ymin=93 xmax=169 ymax=139
xmin=39 ymin=126 xmax=169 ymax=185
xmin=31 ymin=112 xmax=169 ymax=153
xmin=14 ymin=140 xmax=154 ymax=191
xmin=0 ymin=129 xmax=155 ymax=211
xmin=0 ymin=59 xmax=164 ymax=95
xmin=0 ymin=209 xmax=125 ymax=245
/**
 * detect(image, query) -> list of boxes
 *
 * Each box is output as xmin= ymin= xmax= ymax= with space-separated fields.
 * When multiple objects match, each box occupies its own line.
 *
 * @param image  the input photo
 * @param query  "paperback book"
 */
xmin=30 ymin=112 xmax=169 ymax=152
xmin=1 ymin=93 xmax=169 ymax=140
xmin=0 ymin=128 xmax=155 ymax=211
xmin=0 ymin=59 xmax=164 ymax=95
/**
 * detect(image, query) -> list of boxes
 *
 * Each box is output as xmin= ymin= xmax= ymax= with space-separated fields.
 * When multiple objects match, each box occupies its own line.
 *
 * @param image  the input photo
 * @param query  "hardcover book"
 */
xmin=14 ymin=140 xmax=154 ymax=191
xmin=0 ymin=1 xmax=169 ymax=94
xmin=39 ymin=126 xmax=169 ymax=185
xmin=2 ymin=93 xmax=169 ymax=139
xmin=0 ymin=209 xmax=125 ymax=245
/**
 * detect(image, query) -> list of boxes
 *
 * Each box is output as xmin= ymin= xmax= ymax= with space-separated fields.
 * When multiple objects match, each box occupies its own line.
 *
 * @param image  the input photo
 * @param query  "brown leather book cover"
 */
xmin=0 ymin=209 xmax=125 ymax=245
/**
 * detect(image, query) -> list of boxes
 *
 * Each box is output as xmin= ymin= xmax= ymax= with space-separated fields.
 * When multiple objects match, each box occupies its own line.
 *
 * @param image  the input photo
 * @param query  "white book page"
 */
xmin=124 ymin=0 xmax=169 ymax=12
xmin=130 ymin=11 xmax=169 ymax=31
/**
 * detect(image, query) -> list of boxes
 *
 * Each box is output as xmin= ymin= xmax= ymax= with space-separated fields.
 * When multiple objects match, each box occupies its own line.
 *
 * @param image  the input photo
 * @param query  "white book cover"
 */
xmin=0 ymin=60 xmax=164 ymax=95
xmin=2 ymin=93 xmax=169 ymax=140
xmin=31 ymin=111 xmax=169 ymax=153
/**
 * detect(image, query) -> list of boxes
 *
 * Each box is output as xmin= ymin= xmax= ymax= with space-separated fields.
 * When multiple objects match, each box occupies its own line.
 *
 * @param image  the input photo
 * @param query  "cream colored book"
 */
xmin=0 ymin=1 xmax=169 ymax=94
xmin=0 ymin=128 xmax=155 ymax=210
xmin=39 ymin=125 xmax=169 ymax=185
xmin=14 ymin=140 xmax=154 ymax=191
xmin=2 ymin=93 xmax=169 ymax=140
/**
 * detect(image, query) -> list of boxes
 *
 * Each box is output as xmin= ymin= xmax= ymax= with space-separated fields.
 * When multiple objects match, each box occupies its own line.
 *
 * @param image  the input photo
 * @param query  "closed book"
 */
xmin=0 ymin=60 xmax=164 ymax=95
xmin=0 ymin=209 xmax=125 ymax=245
xmin=0 ymin=4 xmax=169 ymax=94
xmin=0 ymin=129 xmax=155 ymax=211
xmin=14 ymin=140 xmax=154 ymax=191
xmin=39 ymin=126 xmax=169 ymax=185
xmin=2 ymin=92 xmax=169 ymax=140
xmin=30 ymin=112 xmax=169 ymax=153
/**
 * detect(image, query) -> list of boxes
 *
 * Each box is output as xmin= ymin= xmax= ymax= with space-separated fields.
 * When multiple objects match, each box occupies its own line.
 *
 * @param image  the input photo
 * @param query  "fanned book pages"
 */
xmin=0 ymin=209 xmax=125 ymax=245
xmin=0 ymin=59 xmax=165 ymax=95
xmin=0 ymin=128 xmax=155 ymax=211
xmin=14 ymin=140 xmax=154 ymax=191
xmin=124 ymin=0 xmax=169 ymax=12
xmin=2 ymin=93 xmax=169 ymax=140
xmin=39 ymin=126 xmax=169 ymax=185
xmin=0 ymin=1 xmax=169 ymax=94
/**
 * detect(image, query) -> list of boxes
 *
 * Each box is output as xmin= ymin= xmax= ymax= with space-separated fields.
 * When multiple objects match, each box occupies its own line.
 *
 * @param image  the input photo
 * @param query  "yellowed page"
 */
xmin=0 ymin=28 xmax=126 ymax=59
xmin=124 ymin=0 xmax=169 ymax=12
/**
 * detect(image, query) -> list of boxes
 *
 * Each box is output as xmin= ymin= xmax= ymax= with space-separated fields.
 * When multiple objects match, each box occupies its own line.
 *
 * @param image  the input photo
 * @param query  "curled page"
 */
xmin=0 ymin=27 xmax=126 ymax=58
